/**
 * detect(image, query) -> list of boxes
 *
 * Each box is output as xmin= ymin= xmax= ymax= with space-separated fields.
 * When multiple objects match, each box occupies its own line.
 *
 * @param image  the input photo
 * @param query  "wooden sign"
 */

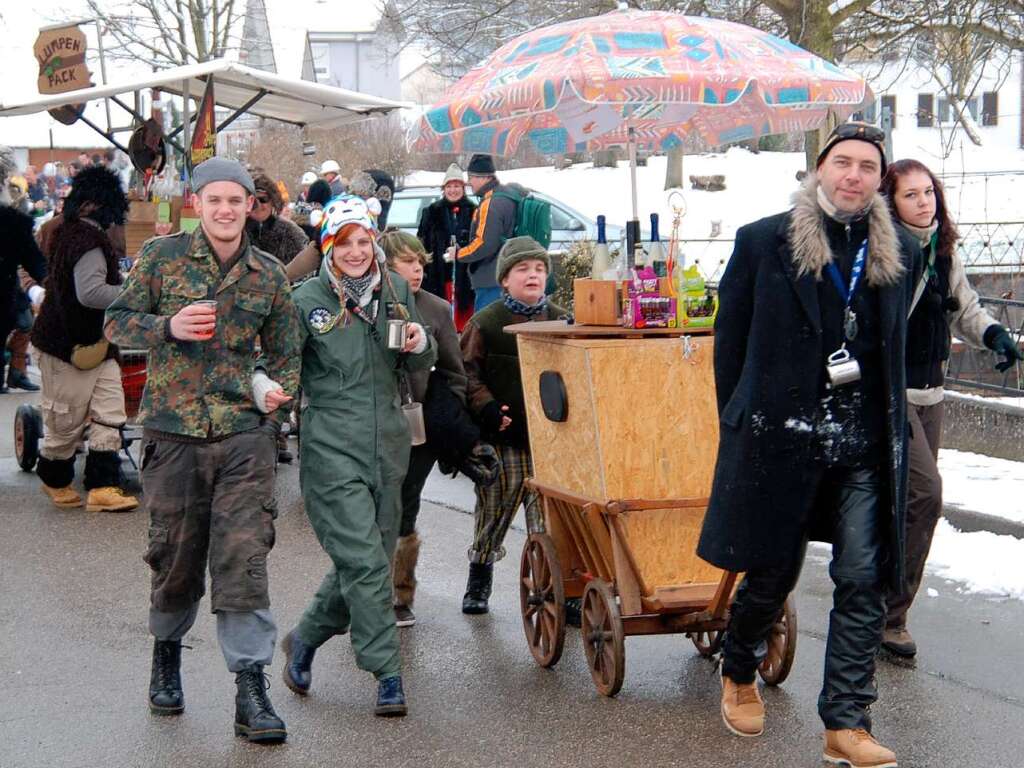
xmin=34 ymin=24 xmax=94 ymax=125
xmin=189 ymin=78 xmax=217 ymax=173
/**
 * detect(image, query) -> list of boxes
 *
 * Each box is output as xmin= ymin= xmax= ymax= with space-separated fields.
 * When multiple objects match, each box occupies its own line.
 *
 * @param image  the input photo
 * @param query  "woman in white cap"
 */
xmin=416 ymin=163 xmax=477 ymax=330
xmin=275 ymin=194 xmax=436 ymax=717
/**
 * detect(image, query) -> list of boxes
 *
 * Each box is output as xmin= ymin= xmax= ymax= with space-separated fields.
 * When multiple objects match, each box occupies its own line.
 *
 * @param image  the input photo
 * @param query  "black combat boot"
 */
xmin=461 ymin=562 xmax=493 ymax=615
xmin=6 ymin=368 xmax=39 ymax=391
xmin=234 ymin=664 xmax=287 ymax=744
xmin=281 ymin=629 xmax=316 ymax=695
xmin=374 ymin=675 xmax=408 ymax=717
xmin=149 ymin=640 xmax=184 ymax=715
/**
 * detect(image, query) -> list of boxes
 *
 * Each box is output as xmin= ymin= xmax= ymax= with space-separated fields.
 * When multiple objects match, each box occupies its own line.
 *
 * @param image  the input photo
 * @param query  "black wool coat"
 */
xmin=697 ymin=179 xmax=922 ymax=592
xmin=0 ymin=205 xmax=47 ymax=331
xmin=417 ymin=196 xmax=476 ymax=308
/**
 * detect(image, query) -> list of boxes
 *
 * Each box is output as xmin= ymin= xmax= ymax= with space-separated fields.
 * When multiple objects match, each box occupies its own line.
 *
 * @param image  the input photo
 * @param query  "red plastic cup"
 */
xmin=193 ymin=299 xmax=217 ymax=340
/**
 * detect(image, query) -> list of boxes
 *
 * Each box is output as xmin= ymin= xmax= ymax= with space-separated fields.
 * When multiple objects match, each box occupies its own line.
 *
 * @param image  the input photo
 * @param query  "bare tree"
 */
xmin=84 ymin=0 xmax=242 ymax=67
xmin=391 ymin=0 xmax=1024 ymax=170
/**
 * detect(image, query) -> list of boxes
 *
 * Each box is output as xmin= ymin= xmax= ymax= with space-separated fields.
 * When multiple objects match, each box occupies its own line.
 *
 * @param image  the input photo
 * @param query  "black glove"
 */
xmin=458 ymin=442 xmax=501 ymax=487
xmin=984 ymin=325 xmax=1023 ymax=373
xmin=479 ymin=400 xmax=507 ymax=433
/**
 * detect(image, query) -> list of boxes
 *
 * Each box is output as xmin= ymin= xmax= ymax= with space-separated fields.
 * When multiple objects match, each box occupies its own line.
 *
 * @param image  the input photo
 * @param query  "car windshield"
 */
xmin=388 ymin=196 xmax=428 ymax=230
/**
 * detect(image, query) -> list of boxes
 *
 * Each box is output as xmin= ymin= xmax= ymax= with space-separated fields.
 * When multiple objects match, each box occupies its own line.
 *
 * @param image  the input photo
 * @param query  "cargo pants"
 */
xmin=141 ymin=424 xmax=280 ymax=672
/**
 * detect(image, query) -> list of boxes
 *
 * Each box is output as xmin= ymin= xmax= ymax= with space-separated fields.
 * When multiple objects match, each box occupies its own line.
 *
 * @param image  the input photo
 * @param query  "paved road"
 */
xmin=1 ymin=392 xmax=1023 ymax=768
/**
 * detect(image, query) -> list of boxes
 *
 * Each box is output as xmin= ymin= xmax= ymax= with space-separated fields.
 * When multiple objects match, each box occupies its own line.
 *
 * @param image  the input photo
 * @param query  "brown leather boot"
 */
xmin=824 ymin=728 xmax=898 ymax=768
xmin=42 ymin=484 xmax=84 ymax=509
xmin=720 ymin=670 xmax=764 ymax=737
xmin=881 ymin=626 xmax=917 ymax=657
xmin=85 ymin=487 xmax=139 ymax=513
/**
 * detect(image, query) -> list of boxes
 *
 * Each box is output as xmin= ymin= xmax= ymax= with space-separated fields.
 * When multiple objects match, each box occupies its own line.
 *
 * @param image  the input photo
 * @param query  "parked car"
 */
xmin=389 ymin=186 xmax=625 ymax=255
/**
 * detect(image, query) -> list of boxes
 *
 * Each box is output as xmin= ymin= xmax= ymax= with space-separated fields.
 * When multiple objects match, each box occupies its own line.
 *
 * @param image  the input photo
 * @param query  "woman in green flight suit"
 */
xmin=273 ymin=195 xmax=436 ymax=716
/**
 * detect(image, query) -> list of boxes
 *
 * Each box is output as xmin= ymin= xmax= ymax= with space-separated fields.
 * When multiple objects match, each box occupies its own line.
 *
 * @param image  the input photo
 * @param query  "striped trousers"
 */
xmin=468 ymin=443 xmax=543 ymax=564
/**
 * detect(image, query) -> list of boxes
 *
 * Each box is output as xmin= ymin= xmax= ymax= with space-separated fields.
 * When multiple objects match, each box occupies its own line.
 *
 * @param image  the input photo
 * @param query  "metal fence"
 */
xmin=945 ymin=295 xmax=1024 ymax=396
xmin=673 ymin=222 xmax=1023 ymax=396
xmin=680 ymin=221 xmax=1024 ymax=287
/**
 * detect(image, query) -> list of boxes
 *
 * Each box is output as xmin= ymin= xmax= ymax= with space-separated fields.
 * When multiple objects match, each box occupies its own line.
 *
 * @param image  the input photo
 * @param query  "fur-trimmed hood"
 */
xmin=788 ymin=174 xmax=904 ymax=287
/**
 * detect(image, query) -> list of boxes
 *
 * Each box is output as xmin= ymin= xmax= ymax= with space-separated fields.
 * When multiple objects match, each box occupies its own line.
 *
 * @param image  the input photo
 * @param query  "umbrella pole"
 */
xmin=626 ymin=125 xmax=640 ymax=269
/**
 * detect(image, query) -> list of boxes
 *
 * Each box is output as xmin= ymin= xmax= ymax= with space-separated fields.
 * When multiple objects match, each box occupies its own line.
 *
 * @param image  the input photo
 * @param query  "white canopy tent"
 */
xmin=0 ymin=58 xmax=409 ymax=168
xmin=0 ymin=58 xmax=409 ymax=128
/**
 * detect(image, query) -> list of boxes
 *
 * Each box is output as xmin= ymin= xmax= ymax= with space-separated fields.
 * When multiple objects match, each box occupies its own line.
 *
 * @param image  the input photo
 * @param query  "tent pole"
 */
xmin=182 ymin=79 xmax=191 ymax=183
xmin=626 ymin=124 xmax=640 ymax=268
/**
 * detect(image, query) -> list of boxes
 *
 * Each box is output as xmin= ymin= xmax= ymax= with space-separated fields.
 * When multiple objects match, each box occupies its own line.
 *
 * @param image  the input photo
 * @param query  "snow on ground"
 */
xmin=407 ymin=145 xmax=1024 ymax=280
xmin=939 ymin=449 xmax=1024 ymax=525
xmin=925 ymin=519 xmax=1024 ymax=601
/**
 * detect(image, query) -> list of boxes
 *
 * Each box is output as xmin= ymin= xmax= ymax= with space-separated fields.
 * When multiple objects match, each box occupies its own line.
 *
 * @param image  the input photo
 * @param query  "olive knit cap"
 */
xmin=496 ymin=236 xmax=550 ymax=283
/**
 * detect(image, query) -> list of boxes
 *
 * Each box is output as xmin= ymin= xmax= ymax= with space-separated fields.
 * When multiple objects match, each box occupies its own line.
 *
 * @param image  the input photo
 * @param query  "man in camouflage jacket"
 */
xmin=105 ymin=157 xmax=301 ymax=744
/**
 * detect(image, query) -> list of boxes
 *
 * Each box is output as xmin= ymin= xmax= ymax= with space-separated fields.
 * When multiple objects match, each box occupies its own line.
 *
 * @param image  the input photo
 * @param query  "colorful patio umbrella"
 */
xmin=414 ymin=10 xmax=871 ymax=155
xmin=413 ymin=9 xmax=872 ymax=232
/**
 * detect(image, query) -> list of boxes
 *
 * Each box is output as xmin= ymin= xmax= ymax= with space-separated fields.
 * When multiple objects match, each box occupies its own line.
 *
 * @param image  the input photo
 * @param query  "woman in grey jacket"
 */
xmin=881 ymin=159 xmax=1023 ymax=657
xmin=378 ymin=229 xmax=470 ymax=628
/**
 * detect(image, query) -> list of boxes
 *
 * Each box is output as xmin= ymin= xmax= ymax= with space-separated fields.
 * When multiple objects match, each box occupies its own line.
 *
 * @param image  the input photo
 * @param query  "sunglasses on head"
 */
xmin=831 ymin=122 xmax=885 ymax=144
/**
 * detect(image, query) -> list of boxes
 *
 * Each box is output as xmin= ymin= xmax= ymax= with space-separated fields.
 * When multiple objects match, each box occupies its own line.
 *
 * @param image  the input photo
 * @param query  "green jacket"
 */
xmin=293 ymin=267 xmax=437 ymax=484
xmin=104 ymin=229 xmax=302 ymax=438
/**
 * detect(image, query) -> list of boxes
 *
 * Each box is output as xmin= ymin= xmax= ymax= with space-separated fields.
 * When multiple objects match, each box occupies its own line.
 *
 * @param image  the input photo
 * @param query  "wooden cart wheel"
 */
xmin=758 ymin=594 xmax=797 ymax=686
xmin=689 ymin=628 xmax=724 ymax=658
xmin=519 ymin=533 xmax=566 ymax=668
xmin=581 ymin=579 xmax=625 ymax=697
xmin=15 ymin=404 xmax=42 ymax=472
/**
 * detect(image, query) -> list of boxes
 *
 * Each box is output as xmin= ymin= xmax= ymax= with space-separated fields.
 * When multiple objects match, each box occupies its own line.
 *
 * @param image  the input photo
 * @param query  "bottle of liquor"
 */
xmin=591 ymin=214 xmax=611 ymax=279
xmin=648 ymin=213 xmax=666 ymax=277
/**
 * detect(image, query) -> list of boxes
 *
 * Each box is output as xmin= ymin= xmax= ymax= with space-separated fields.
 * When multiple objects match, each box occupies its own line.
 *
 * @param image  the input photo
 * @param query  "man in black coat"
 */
xmin=699 ymin=123 xmax=920 ymax=768
xmin=0 ymin=182 xmax=48 ymax=392
xmin=416 ymin=163 xmax=477 ymax=329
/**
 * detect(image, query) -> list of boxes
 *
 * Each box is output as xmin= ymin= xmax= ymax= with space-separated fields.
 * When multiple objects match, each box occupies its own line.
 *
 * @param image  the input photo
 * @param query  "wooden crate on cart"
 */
xmin=509 ymin=322 xmax=796 ymax=696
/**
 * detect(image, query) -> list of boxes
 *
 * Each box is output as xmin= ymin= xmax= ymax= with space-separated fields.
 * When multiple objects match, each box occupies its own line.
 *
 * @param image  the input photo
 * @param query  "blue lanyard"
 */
xmin=826 ymin=240 xmax=867 ymax=308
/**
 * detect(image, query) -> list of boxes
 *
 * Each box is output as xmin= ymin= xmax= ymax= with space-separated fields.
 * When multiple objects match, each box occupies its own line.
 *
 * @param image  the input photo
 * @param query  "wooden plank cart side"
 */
xmin=509 ymin=321 xmax=796 ymax=696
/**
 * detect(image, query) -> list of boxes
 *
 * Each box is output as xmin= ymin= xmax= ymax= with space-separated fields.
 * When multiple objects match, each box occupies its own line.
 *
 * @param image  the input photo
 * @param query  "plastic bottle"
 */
xmin=591 ymin=214 xmax=611 ymax=279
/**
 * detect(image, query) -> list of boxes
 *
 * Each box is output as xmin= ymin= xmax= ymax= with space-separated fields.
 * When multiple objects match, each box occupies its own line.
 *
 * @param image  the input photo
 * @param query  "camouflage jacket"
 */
xmin=104 ymin=229 xmax=301 ymax=439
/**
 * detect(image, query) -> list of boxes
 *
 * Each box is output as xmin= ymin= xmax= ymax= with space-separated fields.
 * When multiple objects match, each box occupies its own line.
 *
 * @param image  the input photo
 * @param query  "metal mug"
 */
xmin=386 ymin=319 xmax=408 ymax=350
xmin=825 ymin=347 xmax=861 ymax=388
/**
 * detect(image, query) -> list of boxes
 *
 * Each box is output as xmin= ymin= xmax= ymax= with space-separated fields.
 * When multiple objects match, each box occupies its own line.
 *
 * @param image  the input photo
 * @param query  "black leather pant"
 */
xmin=721 ymin=465 xmax=887 ymax=731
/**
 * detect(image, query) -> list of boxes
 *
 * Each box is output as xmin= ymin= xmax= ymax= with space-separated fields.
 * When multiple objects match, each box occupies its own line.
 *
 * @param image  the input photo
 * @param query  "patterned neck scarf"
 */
xmin=503 ymin=292 xmax=548 ymax=317
xmin=341 ymin=270 xmax=376 ymax=300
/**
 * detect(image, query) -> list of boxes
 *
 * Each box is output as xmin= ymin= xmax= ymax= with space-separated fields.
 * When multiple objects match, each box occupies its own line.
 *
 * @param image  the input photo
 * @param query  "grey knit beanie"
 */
xmin=496 ymin=236 xmax=550 ymax=283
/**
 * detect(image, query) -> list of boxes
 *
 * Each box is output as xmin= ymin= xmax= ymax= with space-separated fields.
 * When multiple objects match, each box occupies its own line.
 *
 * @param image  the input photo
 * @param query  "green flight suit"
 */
xmin=293 ymin=267 xmax=436 ymax=679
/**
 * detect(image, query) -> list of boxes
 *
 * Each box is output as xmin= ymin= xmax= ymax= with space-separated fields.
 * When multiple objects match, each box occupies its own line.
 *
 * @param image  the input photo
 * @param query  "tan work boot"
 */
xmin=720 ymin=670 xmax=764 ymax=737
xmin=881 ymin=626 xmax=917 ymax=657
xmin=42 ymin=484 xmax=84 ymax=509
xmin=824 ymin=728 xmax=898 ymax=768
xmin=85 ymin=487 xmax=139 ymax=513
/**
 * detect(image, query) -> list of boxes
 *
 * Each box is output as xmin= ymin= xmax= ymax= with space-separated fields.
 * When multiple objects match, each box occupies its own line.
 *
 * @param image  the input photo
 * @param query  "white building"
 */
xmin=850 ymin=51 xmax=1023 ymax=173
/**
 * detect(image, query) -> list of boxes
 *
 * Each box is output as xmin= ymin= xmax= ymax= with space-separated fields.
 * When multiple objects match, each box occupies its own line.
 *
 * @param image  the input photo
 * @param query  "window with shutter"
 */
xmin=982 ymin=92 xmax=998 ymax=126
xmin=881 ymin=95 xmax=896 ymax=128
xmin=917 ymin=94 xmax=934 ymax=127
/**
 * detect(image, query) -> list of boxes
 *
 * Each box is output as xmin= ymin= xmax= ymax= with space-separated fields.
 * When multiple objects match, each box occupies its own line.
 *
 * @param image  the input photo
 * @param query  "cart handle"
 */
xmin=524 ymin=479 xmax=709 ymax=516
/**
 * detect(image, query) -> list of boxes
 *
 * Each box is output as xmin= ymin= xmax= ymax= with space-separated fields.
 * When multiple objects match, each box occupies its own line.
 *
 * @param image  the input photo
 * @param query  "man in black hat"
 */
xmin=456 ymin=154 xmax=530 ymax=312
xmin=699 ymin=123 xmax=920 ymax=768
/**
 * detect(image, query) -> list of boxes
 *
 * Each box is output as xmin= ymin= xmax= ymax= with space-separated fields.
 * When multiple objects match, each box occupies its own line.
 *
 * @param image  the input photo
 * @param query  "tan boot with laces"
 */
xmin=824 ymin=728 xmax=898 ymax=768
xmin=42 ymin=485 xmax=84 ymax=509
xmin=85 ymin=487 xmax=139 ymax=513
xmin=720 ymin=670 xmax=764 ymax=737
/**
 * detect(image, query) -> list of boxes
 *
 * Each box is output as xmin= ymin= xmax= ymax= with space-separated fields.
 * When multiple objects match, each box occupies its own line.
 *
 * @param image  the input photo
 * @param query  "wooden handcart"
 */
xmin=510 ymin=322 xmax=796 ymax=696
